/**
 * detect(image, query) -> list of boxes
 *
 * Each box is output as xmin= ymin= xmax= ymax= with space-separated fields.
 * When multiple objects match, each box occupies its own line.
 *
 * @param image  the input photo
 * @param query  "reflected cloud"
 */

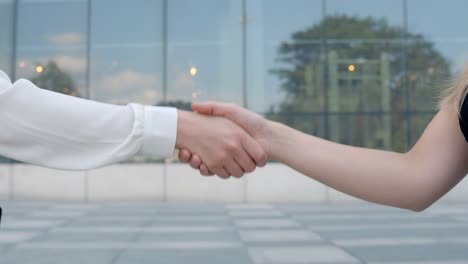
xmin=18 ymin=55 xmax=86 ymax=74
xmin=174 ymin=71 xmax=195 ymax=91
xmin=54 ymin=55 xmax=86 ymax=73
xmin=93 ymin=70 xmax=160 ymax=104
xmin=47 ymin=32 xmax=86 ymax=45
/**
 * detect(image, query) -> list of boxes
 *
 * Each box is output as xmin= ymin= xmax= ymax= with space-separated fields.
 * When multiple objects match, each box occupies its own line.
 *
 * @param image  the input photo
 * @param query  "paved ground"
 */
xmin=0 ymin=202 xmax=468 ymax=264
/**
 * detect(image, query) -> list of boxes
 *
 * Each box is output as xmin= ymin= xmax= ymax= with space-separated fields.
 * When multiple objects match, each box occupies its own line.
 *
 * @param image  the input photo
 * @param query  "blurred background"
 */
xmin=0 ymin=0 xmax=468 ymax=202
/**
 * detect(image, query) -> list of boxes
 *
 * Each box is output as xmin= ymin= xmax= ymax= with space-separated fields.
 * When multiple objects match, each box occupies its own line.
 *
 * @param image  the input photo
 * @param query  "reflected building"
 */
xmin=0 ymin=0 xmax=467 ymax=164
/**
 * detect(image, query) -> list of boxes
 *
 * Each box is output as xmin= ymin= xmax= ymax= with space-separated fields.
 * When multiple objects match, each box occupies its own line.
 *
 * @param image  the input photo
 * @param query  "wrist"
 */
xmin=265 ymin=120 xmax=289 ymax=162
xmin=175 ymin=110 xmax=192 ymax=149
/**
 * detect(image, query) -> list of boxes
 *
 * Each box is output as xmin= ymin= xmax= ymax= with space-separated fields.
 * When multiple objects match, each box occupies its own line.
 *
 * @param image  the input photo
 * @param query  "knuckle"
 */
xmin=258 ymin=152 xmax=268 ymax=164
xmin=245 ymin=163 xmax=256 ymax=173
xmin=224 ymin=142 xmax=238 ymax=153
xmin=219 ymin=152 xmax=230 ymax=163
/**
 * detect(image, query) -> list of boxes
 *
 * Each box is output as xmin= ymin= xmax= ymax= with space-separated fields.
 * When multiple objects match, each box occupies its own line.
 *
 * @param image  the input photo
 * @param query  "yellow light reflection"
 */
xmin=190 ymin=67 xmax=197 ymax=76
xmin=348 ymin=64 xmax=356 ymax=72
xmin=36 ymin=66 xmax=44 ymax=73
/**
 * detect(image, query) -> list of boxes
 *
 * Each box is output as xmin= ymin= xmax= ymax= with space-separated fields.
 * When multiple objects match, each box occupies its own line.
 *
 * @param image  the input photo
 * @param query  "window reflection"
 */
xmin=90 ymin=0 xmax=163 ymax=105
xmin=1 ymin=0 xmax=466 ymax=163
xmin=246 ymin=0 xmax=323 ymax=113
xmin=167 ymin=0 xmax=243 ymax=106
xmin=0 ymin=0 xmax=14 ymax=76
xmin=407 ymin=0 xmax=468 ymax=111
xmin=0 ymin=0 xmax=13 ymax=164
xmin=16 ymin=0 xmax=87 ymax=97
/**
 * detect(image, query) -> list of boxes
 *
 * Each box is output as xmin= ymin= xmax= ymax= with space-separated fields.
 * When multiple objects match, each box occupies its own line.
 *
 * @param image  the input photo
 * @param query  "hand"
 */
xmin=176 ymin=110 xmax=267 ymax=178
xmin=178 ymin=102 xmax=272 ymax=175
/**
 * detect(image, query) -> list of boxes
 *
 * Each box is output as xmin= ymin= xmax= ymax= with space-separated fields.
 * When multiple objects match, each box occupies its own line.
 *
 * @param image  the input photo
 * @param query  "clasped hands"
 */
xmin=176 ymin=102 xmax=272 ymax=178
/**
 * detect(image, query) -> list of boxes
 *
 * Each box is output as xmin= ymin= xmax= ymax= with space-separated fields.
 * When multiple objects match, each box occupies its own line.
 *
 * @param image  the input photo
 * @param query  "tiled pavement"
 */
xmin=1 ymin=202 xmax=468 ymax=263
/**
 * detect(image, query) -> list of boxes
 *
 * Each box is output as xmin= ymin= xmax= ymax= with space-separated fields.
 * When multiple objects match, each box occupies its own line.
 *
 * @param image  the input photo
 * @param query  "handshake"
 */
xmin=176 ymin=102 xmax=274 ymax=178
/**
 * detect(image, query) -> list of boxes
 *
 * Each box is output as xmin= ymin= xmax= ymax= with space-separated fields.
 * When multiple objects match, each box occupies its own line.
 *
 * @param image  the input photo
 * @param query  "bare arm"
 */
xmin=185 ymin=102 xmax=468 ymax=211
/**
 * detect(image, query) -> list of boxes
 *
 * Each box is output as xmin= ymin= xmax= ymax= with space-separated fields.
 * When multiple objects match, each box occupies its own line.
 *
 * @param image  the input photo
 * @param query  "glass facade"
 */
xmin=1 ymin=0 xmax=467 ymax=163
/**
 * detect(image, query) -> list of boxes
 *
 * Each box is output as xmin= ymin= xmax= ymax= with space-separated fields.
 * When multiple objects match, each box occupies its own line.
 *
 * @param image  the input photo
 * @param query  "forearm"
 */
xmin=0 ymin=75 xmax=176 ymax=170
xmin=268 ymin=121 xmax=429 ymax=211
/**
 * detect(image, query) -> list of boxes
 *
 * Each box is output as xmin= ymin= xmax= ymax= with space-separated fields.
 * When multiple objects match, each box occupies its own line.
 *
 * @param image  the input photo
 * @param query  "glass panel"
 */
xmin=325 ymin=0 xmax=405 ymax=113
xmin=0 ymin=0 xmax=14 ymax=76
xmin=16 ymin=0 xmax=88 ymax=97
xmin=0 ymin=0 xmax=14 ymax=163
xmin=246 ymin=0 xmax=323 ymax=114
xmin=329 ymin=114 xmax=403 ymax=151
xmin=268 ymin=113 xmax=325 ymax=138
xmin=166 ymin=0 xmax=243 ymax=106
xmin=326 ymin=44 xmax=404 ymax=113
xmin=90 ymin=0 xmax=163 ymax=105
xmin=407 ymin=0 xmax=468 ymax=111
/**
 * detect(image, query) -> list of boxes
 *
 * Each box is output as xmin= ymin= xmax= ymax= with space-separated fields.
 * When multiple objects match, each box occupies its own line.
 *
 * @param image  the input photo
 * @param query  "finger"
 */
xmin=178 ymin=149 xmax=192 ymax=163
xmin=199 ymin=164 xmax=214 ymax=176
xmin=234 ymin=147 xmax=256 ymax=173
xmin=225 ymin=159 xmax=244 ymax=178
xmin=189 ymin=155 xmax=202 ymax=169
xmin=213 ymin=167 xmax=230 ymax=179
xmin=241 ymin=134 xmax=268 ymax=167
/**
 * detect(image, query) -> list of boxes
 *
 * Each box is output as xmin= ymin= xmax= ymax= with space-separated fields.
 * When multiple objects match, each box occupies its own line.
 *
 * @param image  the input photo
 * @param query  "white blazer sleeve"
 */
xmin=0 ymin=70 xmax=177 ymax=170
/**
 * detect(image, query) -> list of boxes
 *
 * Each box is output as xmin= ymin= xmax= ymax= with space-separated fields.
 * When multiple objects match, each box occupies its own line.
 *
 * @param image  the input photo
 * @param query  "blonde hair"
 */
xmin=439 ymin=64 xmax=468 ymax=115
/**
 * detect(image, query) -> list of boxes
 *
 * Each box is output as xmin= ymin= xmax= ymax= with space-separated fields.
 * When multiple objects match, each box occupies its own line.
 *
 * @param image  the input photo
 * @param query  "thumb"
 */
xmin=191 ymin=101 xmax=215 ymax=115
xmin=192 ymin=101 xmax=235 ymax=118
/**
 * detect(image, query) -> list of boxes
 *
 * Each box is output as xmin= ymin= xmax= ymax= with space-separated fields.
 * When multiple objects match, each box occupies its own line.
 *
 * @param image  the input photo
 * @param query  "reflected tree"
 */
xmin=270 ymin=15 xmax=450 ymax=151
xmin=157 ymin=100 xmax=192 ymax=111
xmin=31 ymin=60 xmax=81 ymax=97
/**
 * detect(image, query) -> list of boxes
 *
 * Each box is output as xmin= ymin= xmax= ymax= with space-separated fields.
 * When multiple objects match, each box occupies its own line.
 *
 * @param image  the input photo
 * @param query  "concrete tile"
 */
xmin=115 ymin=248 xmax=252 ymax=264
xmin=249 ymin=246 xmax=360 ymax=263
xmin=0 ymin=231 xmax=38 ymax=243
xmin=346 ymin=244 xmax=468 ymax=262
xmin=308 ymin=222 xmax=468 ymax=232
xmin=229 ymin=210 xmax=285 ymax=218
xmin=235 ymin=219 xmax=300 ymax=229
xmin=0 ymin=249 xmax=120 ymax=264
xmin=28 ymin=233 xmax=137 ymax=243
xmin=137 ymin=230 xmax=240 ymax=242
xmin=316 ymin=226 xmax=468 ymax=241
xmin=369 ymin=261 xmax=468 ymax=264
xmin=239 ymin=230 xmax=323 ymax=242
xmin=1 ymin=220 xmax=63 ymax=229
xmin=52 ymin=226 xmax=235 ymax=234
xmin=226 ymin=204 xmax=274 ymax=210
xmin=18 ymin=241 xmax=243 ymax=250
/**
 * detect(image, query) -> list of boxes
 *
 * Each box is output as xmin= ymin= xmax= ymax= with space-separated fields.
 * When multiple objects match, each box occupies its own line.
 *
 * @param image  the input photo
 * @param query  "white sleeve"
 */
xmin=0 ymin=70 xmax=177 ymax=170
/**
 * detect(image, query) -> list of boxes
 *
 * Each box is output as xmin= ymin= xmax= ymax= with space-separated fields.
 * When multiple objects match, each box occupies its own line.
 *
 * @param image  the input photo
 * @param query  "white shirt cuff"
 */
xmin=138 ymin=105 xmax=178 ymax=158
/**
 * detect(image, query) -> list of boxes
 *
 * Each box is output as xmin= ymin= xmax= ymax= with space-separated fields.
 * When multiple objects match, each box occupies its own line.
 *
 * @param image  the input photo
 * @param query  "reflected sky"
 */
xmin=0 ymin=0 xmax=14 ymax=76
xmin=1 ymin=0 xmax=468 ymax=110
